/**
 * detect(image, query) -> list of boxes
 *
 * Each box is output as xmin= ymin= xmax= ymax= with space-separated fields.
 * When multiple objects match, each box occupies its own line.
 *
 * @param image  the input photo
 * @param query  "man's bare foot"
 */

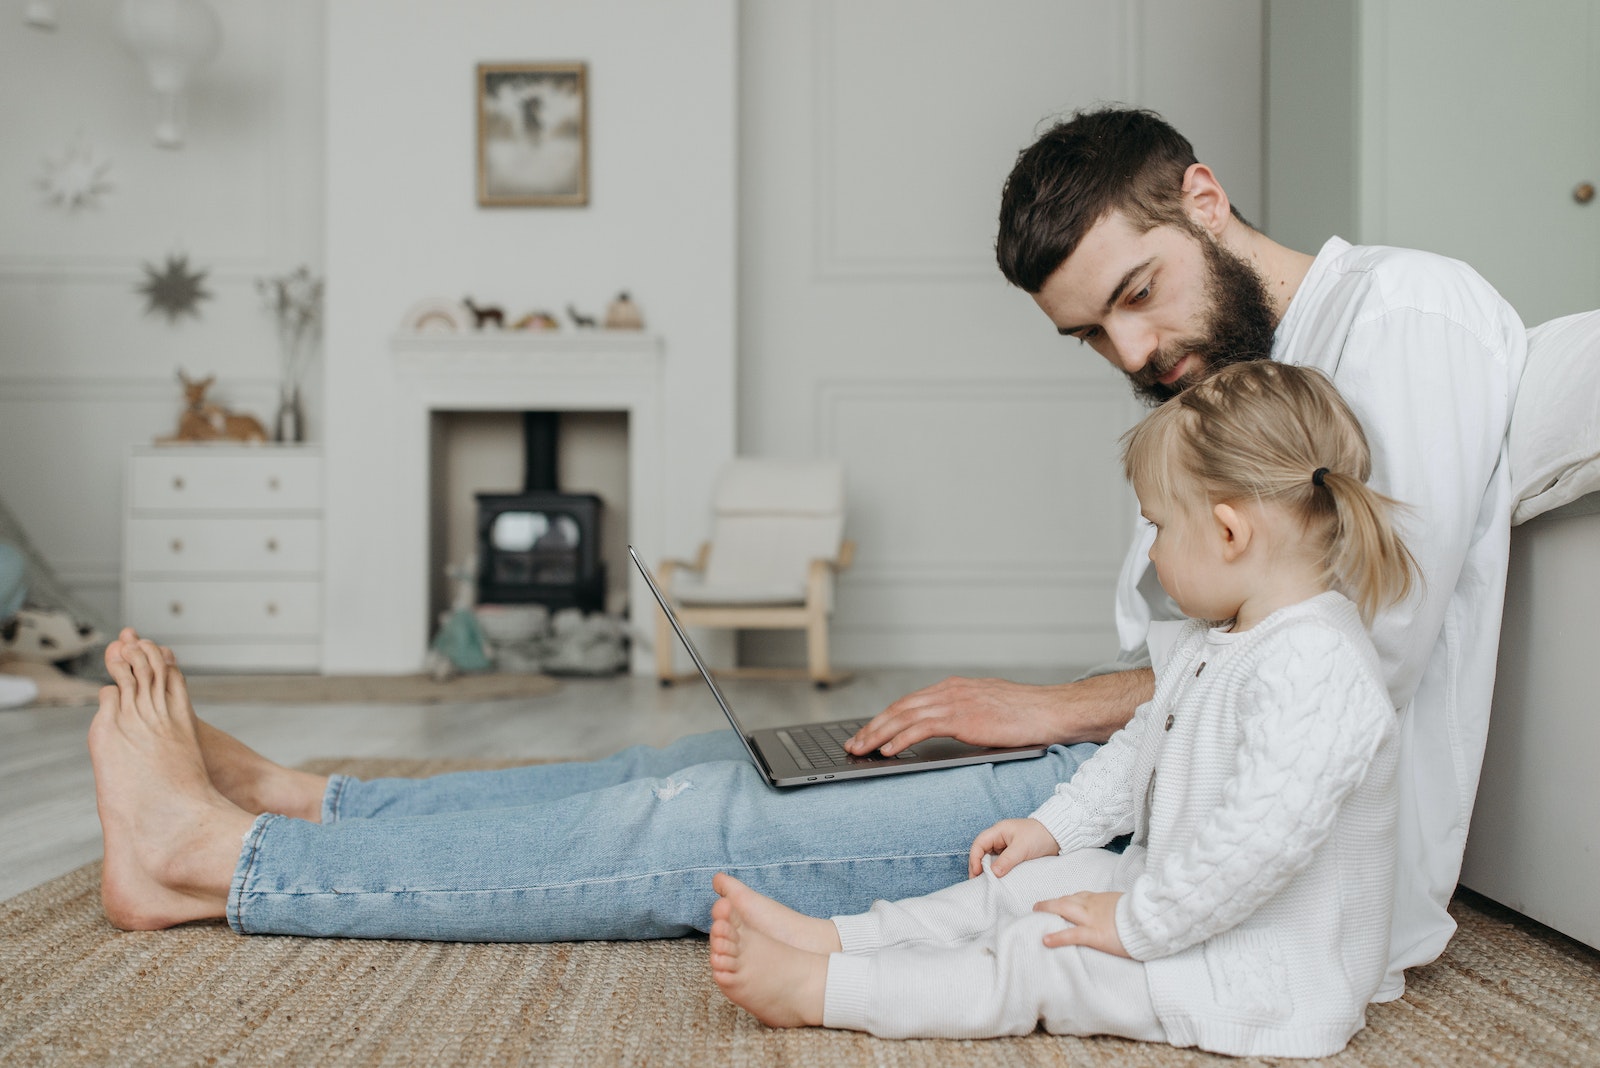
xmin=90 ymin=637 xmax=255 ymax=930
xmin=709 ymin=908 xmax=828 ymax=1028
xmin=711 ymin=873 xmax=842 ymax=954
xmin=111 ymin=628 xmax=326 ymax=821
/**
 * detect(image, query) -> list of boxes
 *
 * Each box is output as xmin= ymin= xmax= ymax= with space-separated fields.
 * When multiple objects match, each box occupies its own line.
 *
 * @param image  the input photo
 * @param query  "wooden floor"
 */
xmin=0 ymin=665 xmax=1070 ymax=902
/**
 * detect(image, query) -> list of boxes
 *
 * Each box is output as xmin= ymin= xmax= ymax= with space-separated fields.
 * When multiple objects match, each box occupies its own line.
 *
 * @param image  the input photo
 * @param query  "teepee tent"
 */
xmin=0 ymin=494 xmax=112 ymax=648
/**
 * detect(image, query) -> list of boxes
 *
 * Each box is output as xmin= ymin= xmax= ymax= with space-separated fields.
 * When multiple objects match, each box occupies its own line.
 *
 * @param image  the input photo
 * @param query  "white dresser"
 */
xmin=122 ymin=445 xmax=323 ymax=671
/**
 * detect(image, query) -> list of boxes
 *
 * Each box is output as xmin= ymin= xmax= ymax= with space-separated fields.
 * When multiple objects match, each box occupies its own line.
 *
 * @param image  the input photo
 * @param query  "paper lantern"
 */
xmin=118 ymin=0 xmax=221 ymax=148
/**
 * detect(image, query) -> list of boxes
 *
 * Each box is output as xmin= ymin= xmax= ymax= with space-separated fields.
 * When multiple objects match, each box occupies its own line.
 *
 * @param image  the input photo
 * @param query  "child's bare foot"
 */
xmin=711 ymin=873 xmax=842 ymax=954
xmin=111 ymin=628 xmax=327 ymax=821
xmin=89 ymin=637 xmax=255 ymax=930
xmin=709 ymin=908 xmax=828 ymax=1028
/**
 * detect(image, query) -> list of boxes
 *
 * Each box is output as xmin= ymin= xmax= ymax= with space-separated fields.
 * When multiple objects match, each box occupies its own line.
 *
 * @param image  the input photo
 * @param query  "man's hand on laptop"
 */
xmin=844 ymin=669 xmax=1155 ymax=758
xmin=845 ymin=676 xmax=1076 ymax=756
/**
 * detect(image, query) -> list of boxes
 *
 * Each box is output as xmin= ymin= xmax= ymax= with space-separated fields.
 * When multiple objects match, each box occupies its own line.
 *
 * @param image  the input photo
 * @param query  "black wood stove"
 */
xmin=475 ymin=412 xmax=605 ymax=611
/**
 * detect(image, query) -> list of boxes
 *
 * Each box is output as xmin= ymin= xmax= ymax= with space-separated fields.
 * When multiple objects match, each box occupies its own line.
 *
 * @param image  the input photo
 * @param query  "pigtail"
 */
xmin=1316 ymin=470 xmax=1419 ymax=625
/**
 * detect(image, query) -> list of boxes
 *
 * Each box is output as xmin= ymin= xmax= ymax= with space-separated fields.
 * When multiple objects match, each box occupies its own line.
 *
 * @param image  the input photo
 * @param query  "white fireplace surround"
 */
xmin=392 ymin=331 xmax=664 ymax=674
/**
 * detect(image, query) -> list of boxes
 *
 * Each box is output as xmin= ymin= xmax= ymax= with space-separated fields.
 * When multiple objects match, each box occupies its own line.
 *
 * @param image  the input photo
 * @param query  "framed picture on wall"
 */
xmin=476 ymin=61 xmax=589 ymax=207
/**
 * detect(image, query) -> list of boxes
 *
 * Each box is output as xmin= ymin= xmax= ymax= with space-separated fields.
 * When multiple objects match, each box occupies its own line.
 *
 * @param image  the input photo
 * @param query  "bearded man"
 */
xmin=848 ymin=106 xmax=1525 ymax=1000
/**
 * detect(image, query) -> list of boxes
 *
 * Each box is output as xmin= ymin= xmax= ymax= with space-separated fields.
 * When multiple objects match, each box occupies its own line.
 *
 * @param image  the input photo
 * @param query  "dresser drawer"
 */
xmin=125 ymin=580 xmax=322 ymax=638
xmin=130 ymin=452 xmax=322 ymax=512
xmin=163 ymin=641 xmax=323 ymax=673
xmin=126 ymin=518 xmax=322 ymax=574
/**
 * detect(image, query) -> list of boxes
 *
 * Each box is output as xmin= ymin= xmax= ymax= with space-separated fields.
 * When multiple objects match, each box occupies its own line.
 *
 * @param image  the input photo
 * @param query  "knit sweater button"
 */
xmin=1164 ymin=713 xmax=1175 ymax=731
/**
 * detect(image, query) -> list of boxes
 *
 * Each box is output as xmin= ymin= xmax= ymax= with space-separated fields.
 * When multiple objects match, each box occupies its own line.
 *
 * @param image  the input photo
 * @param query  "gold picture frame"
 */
xmin=476 ymin=61 xmax=589 ymax=207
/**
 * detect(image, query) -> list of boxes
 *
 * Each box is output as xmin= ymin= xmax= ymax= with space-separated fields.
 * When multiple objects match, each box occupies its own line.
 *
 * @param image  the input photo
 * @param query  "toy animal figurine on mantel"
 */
xmin=603 ymin=291 xmax=644 ymax=330
xmin=567 ymin=303 xmax=597 ymax=329
xmin=512 ymin=310 xmax=560 ymax=331
xmin=159 ymin=370 xmax=268 ymax=444
xmin=463 ymin=296 xmax=505 ymax=330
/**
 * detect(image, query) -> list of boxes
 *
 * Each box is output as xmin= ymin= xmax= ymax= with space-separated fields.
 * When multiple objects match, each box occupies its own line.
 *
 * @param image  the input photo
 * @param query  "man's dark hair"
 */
xmin=995 ymin=106 xmax=1246 ymax=293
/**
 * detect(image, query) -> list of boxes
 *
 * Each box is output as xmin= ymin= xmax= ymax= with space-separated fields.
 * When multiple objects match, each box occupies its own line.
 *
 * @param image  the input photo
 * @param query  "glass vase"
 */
xmin=274 ymin=385 xmax=305 ymax=443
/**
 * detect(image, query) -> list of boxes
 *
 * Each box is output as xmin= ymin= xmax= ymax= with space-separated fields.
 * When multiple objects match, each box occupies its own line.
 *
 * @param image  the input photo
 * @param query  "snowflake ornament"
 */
xmin=137 ymin=254 xmax=212 ymax=323
xmin=37 ymin=141 xmax=115 ymax=212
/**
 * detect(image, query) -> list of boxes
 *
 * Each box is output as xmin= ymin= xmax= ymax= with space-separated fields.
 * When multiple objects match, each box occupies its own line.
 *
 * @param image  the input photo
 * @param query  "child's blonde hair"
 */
xmin=1121 ymin=361 xmax=1418 ymax=624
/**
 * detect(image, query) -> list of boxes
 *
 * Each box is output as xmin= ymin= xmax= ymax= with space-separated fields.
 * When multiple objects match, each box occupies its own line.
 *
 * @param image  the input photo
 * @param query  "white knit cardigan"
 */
xmin=1031 ymin=591 xmax=1399 ymax=1058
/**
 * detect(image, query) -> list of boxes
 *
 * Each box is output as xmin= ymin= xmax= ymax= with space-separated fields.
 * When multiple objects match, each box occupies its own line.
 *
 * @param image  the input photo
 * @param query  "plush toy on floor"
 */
xmin=1 ymin=605 xmax=101 ymax=662
xmin=0 ymin=605 xmax=104 ymax=707
xmin=424 ymin=557 xmax=493 ymax=681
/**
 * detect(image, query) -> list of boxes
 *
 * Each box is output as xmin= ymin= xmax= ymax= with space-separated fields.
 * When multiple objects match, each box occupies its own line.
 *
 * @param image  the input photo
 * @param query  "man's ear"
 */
xmin=1181 ymin=163 xmax=1232 ymax=237
xmin=1212 ymin=502 xmax=1252 ymax=562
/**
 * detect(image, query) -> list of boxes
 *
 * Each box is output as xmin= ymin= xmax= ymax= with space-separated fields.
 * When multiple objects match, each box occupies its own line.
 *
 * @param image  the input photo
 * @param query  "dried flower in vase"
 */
xmin=255 ymin=265 xmax=324 ymax=442
xmin=256 ymin=266 xmax=323 ymax=387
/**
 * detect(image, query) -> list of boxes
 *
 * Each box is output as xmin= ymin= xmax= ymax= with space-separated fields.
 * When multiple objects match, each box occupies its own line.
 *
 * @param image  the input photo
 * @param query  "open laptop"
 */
xmin=630 ymin=545 xmax=1050 ymax=787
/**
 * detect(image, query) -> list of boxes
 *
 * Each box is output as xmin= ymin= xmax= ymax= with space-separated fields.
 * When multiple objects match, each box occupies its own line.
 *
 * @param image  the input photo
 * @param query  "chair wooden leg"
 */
xmin=806 ymin=608 xmax=832 ymax=687
xmin=656 ymin=603 xmax=676 ymax=685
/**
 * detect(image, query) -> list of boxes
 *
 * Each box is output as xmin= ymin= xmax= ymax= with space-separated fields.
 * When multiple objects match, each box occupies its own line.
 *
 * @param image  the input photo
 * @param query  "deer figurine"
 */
xmin=170 ymin=371 xmax=269 ymax=443
xmin=463 ymin=296 xmax=505 ymax=330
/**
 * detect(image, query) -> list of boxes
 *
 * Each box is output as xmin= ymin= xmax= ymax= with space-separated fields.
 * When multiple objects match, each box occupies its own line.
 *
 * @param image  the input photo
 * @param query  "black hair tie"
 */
xmin=1312 ymin=467 xmax=1330 ymax=487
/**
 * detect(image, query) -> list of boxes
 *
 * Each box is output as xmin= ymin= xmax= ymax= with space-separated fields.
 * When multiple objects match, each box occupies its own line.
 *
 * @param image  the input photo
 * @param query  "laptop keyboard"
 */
xmin=778 ymin=721 xmax=920 ymax=770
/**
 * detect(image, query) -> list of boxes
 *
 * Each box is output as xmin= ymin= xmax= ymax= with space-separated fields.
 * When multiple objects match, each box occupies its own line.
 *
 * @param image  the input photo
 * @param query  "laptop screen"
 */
xmin=628 ymin=546 xmax=770 ymax=774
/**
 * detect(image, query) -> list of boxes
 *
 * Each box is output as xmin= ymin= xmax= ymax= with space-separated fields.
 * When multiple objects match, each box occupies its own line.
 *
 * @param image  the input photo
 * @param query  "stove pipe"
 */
xmin=522 ymin=411 xmax=558 ymax=492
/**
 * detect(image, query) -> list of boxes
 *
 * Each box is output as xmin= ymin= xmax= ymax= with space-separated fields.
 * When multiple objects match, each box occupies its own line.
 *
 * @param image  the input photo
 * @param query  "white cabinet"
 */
xmin=122 ymin=445 xmax=323 ymax=671
xmin=1460 ymin=505 xmax=1600 ymax=950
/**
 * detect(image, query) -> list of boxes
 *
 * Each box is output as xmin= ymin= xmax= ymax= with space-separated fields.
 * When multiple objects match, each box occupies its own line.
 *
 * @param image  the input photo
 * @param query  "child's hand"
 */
xmin=968 ymin=818 xmax=1060 ymax=877
xmin=1033 ymin=891 xmax=1130 ymax=958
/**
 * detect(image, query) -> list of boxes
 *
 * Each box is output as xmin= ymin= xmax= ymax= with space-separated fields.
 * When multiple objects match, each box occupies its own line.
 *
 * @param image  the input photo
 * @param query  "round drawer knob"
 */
xmin=266 ymin=538 xmax=279 ymax=552
xmin=266 ymin=602 xmax=279 ymax=616
xmin=172 ymin=476 xmax=185 ymax=491
xmin=169 ymin=601 xmax=183 ymax=616
xmin=170 ymin=538 xmax=183 ymax=553
xmin=1575 ymin=182 xmax=1596 ymax=205
xmin=268 ymin=476 xmax=281 ymax=491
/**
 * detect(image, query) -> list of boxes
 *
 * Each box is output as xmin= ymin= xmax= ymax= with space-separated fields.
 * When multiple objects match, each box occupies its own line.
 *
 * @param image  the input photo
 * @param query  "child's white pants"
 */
xmin=823 ymin=846 xmax=1165 ymax=1041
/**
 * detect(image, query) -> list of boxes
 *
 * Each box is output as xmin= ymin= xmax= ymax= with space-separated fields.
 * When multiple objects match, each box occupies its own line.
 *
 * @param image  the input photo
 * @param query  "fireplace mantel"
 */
xmin=393 ymin=330 xmax=661 ymax=387
xmin=391 ymin=330 xmax=664 ymax=673
xmin=395 ymin=327 xmax=656 ymax=355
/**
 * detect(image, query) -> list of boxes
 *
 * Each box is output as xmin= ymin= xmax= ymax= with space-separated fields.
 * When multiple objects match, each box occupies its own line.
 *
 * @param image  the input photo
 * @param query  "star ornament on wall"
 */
xmin=137 ymin=254 xmax=212 ymax=323
xmin=37 ymin=141 xmax=115 ymax=212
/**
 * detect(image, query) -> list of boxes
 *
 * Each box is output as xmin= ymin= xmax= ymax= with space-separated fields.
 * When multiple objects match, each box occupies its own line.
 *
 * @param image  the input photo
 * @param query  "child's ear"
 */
xmin=1212 ymin=502 xmax=1252 ymax=561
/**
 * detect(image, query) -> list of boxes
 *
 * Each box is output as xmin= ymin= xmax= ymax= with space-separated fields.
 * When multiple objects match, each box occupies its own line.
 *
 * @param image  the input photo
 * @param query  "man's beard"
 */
xmin=1129 ymin=235 xmax=1280 ymax=406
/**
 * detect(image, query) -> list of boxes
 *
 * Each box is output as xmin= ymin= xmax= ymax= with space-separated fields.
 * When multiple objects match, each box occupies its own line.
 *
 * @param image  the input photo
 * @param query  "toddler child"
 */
xmin=706 ymin=360 xmax=1418 ymax=1059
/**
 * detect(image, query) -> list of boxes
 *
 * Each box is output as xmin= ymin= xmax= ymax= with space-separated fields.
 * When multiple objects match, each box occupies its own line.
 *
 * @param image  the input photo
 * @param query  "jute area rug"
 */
xmin=7 ymin=671 xmax=562 ymax=709
xmin=2 ymin=758 xmax=1597 ymax=1067
xmin=182 ymin=672 xmax=561 ymax=705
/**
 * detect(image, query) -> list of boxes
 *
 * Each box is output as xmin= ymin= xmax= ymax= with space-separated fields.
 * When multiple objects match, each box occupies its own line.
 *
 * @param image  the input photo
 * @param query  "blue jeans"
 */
xmin=227 ymin=729 xmax=1096 ymax=941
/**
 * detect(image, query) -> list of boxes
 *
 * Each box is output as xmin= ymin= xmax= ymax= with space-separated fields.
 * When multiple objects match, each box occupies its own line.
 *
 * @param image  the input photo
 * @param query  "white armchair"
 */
xmin=655 ymin=459 xmax=855 ymax=687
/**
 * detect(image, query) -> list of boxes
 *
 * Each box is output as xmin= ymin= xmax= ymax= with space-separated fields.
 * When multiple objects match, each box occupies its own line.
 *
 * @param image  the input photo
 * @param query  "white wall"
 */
xmin=0 ymin=0 xmax=324 ymax=628
xmin=1265 ymin=0 xmax=1600 ymax=325
xmin=738 ymin=0 xmax=1264 ymax=668
xmin=1262 ymin=0 xmax=1359 ymax=249
xmin=4 ymin=1 xmax=1264 ymax=674
xmin=321 ymin=0 xmax=738 ymax=672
